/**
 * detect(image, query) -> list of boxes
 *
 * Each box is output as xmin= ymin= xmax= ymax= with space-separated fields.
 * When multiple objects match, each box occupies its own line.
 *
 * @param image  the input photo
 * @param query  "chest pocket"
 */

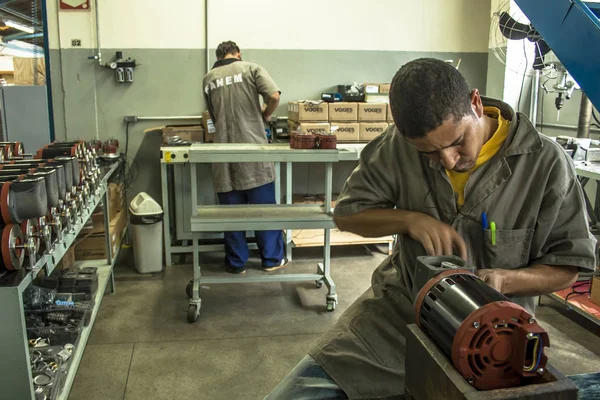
xmin=482 ymin=228 xmax=534 ymax=269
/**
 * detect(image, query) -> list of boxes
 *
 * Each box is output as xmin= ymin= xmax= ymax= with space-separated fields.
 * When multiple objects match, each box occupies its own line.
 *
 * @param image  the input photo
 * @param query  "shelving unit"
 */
xmin=161 ymin=143 xmax=355 ymax=321
xmin=0 ymin=161 xmax=121 ymax=400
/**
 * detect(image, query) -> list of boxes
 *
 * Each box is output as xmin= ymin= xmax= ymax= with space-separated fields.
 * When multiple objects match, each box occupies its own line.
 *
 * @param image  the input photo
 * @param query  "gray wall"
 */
xmin=49 ymin=48 xmax=488 ymax=201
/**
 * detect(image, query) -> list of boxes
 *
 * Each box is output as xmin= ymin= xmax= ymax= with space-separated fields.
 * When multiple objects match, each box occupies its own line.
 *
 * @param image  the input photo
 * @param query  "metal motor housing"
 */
xmin=414 ymin=257 xmax=549 ymax=390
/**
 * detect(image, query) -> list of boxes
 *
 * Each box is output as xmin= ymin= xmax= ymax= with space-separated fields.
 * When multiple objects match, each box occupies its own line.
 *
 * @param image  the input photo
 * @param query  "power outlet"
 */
xmin=71 ymin=39 xmax=82 ymax=47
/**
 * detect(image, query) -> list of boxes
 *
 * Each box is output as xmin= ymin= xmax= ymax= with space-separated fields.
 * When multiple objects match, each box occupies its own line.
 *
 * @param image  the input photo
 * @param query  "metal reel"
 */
xmin=1 ymin=224 xmax=25 ymax=270
xmin=21 ymin=218 xmax=41 ymax=256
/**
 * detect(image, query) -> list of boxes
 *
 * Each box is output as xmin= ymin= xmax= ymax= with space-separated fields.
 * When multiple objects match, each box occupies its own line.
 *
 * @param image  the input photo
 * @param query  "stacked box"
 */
xmin=288 ymin=101 xmax=329 ymax=121
xmin=288 ymin=101 xmax=331 ymax=135
xmin=75 ymin=210 xmax=128 ymax=261
xmin=330 ymin=123 xmax=360 ymax=142
xmin=328 ymin=102 xmax=358 ymax=122
xmin=359 ymin=122 xmax=389 ymax=141
xmin=288 ymin=120 xmax=330 ymax=135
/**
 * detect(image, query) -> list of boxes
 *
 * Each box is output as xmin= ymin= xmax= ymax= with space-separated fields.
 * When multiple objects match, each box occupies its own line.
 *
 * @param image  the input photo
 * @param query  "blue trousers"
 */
xmin=217 ymin=182 xmax=284 ymax=269
xmin=264 ymin=355 xmax=347 ymax=399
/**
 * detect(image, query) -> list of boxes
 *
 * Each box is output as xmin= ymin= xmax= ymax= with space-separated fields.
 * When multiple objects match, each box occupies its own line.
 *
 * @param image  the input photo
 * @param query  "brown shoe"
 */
xmin=263 ymin=259 xmax=289 ymax=272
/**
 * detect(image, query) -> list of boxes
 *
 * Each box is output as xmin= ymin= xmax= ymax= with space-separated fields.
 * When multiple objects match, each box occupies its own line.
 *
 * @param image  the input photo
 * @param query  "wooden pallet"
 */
xmin=290 ymin=228 xmax=394 ymax=254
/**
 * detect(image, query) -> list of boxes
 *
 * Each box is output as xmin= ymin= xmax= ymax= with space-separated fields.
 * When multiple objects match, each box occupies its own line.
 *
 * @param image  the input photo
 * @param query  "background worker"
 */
xmin=266 ymin=58 xmax=597 ymax=399
xmin=203 ymin=41 xmax=287 ymax=274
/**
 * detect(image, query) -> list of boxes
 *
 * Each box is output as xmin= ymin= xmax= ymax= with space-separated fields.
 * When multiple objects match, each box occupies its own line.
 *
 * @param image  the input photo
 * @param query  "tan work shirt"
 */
xmin=203 ymin=60 xmax=280 ymax=193
xmin=310 ymin=98 xmax=596 ymax=399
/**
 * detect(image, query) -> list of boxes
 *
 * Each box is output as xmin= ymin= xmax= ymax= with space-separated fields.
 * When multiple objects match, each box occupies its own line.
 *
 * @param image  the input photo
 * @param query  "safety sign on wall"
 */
xmin=59 ymin=0 xmax=90 ymax=10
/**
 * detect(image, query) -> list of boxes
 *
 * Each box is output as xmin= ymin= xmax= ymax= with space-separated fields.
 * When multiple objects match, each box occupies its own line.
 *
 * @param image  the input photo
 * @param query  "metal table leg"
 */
xmin=161 ymin=163 xmax=173 ymax=266
xmin=275 ymin=162 xmax=281 ymax=204
xmin=286 ymin=162 xmax=293 ymax=261
xmin=322 ymin=162 xmax=337 ymax=311
xmin=187 ymin=164 xmax=201 ymax=322
xmin=103 ymin=187 xmax=115 ymax=294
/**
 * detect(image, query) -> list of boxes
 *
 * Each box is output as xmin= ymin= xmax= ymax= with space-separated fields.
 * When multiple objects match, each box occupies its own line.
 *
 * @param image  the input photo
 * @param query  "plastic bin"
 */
xmin=129 ymin=192 xmax=164 ymax=274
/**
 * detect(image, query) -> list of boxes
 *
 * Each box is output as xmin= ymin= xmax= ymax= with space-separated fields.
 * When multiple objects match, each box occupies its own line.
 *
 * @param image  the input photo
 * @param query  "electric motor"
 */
xmin=414 ymin=257 xmax=549 ymax=390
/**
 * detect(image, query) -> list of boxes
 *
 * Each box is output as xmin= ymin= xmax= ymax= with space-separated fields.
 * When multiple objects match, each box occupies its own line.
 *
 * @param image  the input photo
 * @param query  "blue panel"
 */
xmin=515 ymin=0 xmax=600 ymax=109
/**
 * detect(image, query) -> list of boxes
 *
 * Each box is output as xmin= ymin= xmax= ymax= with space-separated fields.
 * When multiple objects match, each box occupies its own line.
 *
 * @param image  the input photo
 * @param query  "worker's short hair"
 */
xmin=390 ymin=58 xmax=473 ymax=139
xmin=216 ymin=41 xmax=241 ymax=60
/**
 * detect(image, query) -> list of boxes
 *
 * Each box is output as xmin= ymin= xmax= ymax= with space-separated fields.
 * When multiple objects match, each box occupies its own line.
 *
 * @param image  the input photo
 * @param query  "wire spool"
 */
xmin=415 ymin=270 xmax=549 ymax=390
xmin=0 ymin=142 xmax=25 ymax=157
xmin=1 ymin=181 xmax=13 ymax=224
xmin=0 ymin=144 xmax=14 ymax=160
xmin=1 ymin=224 xmax=25 ymax=271
xmin=36 ymin=146 xmax=77 ymax=159
xmin=28 ymin=170 xmax=60 ymax=210
xmin=52 ymin=156 xmax=80 ymax=187
xmin=38 ymin=165 xmax=66 ymax=202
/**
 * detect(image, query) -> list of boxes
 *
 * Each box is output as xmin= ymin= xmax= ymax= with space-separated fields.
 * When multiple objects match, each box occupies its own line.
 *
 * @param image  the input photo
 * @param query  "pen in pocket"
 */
xmin=490 ymin=221 xmax=496 ymax=246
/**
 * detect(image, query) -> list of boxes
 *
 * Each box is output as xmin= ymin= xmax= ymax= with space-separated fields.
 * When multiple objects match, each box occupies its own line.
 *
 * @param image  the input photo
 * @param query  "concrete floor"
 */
xmin=69 ymin=246 xmax=600 ymax=400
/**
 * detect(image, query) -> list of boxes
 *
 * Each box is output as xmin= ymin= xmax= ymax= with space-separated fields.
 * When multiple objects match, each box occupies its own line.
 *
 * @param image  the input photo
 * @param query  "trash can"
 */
xmin=129 ymin=192 xmax=164 ymax=274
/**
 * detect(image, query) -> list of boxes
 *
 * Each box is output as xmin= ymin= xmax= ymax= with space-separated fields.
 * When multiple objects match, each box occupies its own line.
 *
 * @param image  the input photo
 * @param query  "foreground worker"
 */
xmin=203 ymin=41 xmax=287 ymax=274
xmin=266 ymin=58 xmax=596 ymax=399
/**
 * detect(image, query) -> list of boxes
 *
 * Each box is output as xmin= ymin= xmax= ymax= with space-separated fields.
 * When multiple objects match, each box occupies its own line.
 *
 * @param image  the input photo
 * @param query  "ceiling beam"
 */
xmin=0 ymin=5 xmax=37 ymax=25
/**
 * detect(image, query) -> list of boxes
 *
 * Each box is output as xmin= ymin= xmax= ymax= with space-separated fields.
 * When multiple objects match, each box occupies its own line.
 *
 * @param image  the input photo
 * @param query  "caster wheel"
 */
xmin=315 ymin=280 xmax=323 ymax=288
xmin=187 ymin=305 xmax=200 ymax=323
xmin=326 ymin=300 xmax=337 ymax=312
xmin=186 ymin=280 xmax=193 ymax=298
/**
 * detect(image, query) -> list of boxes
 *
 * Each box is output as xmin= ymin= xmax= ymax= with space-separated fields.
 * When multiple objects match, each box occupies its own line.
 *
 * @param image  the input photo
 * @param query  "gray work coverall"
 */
xmin=203 ymin=60 xmax=280 ymax=193
xmin=309 ymin=98 xmax=597 ymax=399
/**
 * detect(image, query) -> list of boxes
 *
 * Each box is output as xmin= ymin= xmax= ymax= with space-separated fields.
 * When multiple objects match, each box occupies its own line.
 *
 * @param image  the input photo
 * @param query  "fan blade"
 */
xmin=499 ymin=12 xmax=529 ymax=40
xmin=533 ymin=39 xmax=551 ymax=70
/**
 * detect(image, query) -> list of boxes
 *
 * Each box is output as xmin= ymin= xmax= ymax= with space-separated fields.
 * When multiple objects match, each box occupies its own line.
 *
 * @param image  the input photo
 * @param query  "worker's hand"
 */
xmin=406 ymin=212 xmax=468 ymax=260
xmin=476 ymin=269 xmax=513 ymax=294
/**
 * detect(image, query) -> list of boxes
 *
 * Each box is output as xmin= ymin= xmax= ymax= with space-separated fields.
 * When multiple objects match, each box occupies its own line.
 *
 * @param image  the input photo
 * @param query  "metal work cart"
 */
xmin=161 ymin=143 xmax=351 ymax=322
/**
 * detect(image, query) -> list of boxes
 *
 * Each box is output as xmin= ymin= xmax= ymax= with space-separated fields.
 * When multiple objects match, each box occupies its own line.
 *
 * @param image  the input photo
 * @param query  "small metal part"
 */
xmin=33 ymin=373 xmax=52 ymax=386
xmin=537 ymin=368 xmax=545 ymax=375
xmin=473 ymin=321 xmax=480 ymax=329
xmin=528 ymin=317 xmax=536 ymax=324
xmin=440 ymin=261 xmax=461 ymax=269
xmin=526 ymin=332 xmax=535 ymax=340
xmin=467 ymin=377 xmax=474 ymax=384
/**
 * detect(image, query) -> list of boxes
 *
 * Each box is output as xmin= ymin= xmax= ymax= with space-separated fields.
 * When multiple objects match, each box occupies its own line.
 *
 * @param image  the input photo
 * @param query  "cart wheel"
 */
xmin=315 ymin=280 xmax=323 ymax=288
xmin=186 ymin=280 xmax=193 ymax=298
xmin=187 ymin=304 xmax=199 ymax=323
xmin=326 ymin=300 xmax=337 ymax=312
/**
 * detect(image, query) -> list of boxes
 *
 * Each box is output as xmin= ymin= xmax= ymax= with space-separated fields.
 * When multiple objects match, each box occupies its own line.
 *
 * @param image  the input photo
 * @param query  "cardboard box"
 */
xmin=75 ymin=210 xmax=128 ymax=261
xmin=288 ymin=101 xmax=328 ymax=122
xmin=330 ymin=122 xmax=360 ymax=142
xmin=360 ymin=122 xmax=389 ymax=141
xmin=109 ymin=183 xmax=124 ymax=215
xmin=379 ymin=84 xmax=391 ymax=94
xmin=202 ymin=110 xmax=216 ymax=143
xmin=162 ymin=125 xmax=204 ymax=144
xmin=387 ymin=104 xmax=393 ymax=122
xmin=56 ymin=246 xmax=75 ymax=271
xmin=591 ymin=276 xmax=600 ymax=306
xmin=364 ymin=83 xmax=380 ymax=94
xmin=365 ymin=94 xmax=390 ymax=104
xmin=328 ymin=102 xmax=358 ymax=122
xmin=288 ymin=121 xmax=331 ymax=135
xmin=358 ymin=103 xmax=387 ymax=121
